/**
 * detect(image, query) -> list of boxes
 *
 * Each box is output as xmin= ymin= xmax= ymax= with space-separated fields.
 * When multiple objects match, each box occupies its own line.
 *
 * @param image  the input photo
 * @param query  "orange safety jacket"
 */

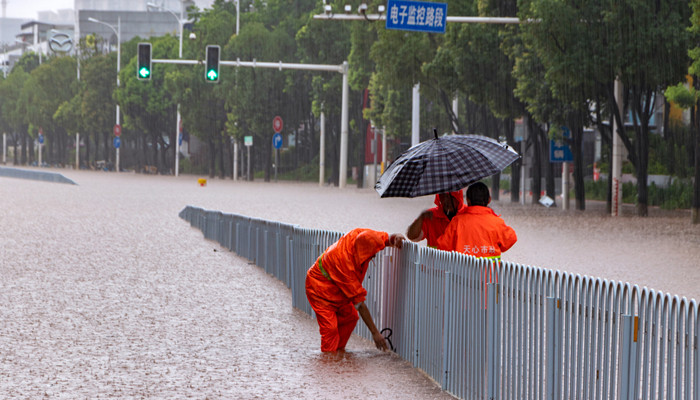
xmin=421 ymin=190 xmax=466 ymax=248
xmin=436 ymin=205 xmax=517 ymax=258
xmin=306 ymin=228 xmax=389 ymax=306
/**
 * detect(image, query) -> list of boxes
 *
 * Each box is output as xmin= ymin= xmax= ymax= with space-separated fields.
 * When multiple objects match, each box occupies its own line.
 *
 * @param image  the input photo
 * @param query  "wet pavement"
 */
xmin=1 ymin=170 xmax=456 ymax=399
xmin=1 ymin=169 xmax=699 ymax=398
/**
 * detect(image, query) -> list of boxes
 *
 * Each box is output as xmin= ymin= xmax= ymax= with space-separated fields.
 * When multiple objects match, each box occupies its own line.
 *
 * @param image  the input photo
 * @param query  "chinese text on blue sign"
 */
xmin=386 ymin=0 xmax=447 ymax=34
xmin=549 ymin=126 xmax=573 ymax=163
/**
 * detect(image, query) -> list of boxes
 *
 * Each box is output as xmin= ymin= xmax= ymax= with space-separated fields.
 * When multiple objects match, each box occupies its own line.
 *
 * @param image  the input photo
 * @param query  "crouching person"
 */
xmin=305 ymin=228 xmax=405 ymax=353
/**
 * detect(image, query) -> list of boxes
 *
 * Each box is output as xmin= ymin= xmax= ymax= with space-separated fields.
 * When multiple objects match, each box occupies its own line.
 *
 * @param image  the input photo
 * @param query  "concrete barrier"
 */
xmin=0 ymin=166 xmax=77 ymax=185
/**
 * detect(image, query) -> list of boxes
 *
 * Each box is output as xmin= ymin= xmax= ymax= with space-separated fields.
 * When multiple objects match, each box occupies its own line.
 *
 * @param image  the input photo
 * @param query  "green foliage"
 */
xmin=585 ymin=179 xmax=693 ymax=209
xmin=665 ymin=83 xmax=697 ymax=109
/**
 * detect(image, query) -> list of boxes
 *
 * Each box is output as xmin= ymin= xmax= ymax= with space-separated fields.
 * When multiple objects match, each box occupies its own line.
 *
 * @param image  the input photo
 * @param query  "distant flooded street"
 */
xmin=1 ymin=169 xmax=699 ymax=398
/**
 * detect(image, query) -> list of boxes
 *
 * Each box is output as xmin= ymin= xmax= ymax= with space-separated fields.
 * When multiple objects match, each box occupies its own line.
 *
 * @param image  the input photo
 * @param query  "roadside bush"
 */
xmin=584 ymin=179 xmax=692 ymax=209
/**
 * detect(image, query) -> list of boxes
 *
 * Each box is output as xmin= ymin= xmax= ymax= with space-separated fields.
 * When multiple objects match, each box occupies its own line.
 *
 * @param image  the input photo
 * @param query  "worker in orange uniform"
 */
xmin=406 ymin=190 xmax=466 ymax=248
xmin=305 ymin=228 xmax=405 ymax=353
xmin=437 ymin=182 xmax=517 ymax=259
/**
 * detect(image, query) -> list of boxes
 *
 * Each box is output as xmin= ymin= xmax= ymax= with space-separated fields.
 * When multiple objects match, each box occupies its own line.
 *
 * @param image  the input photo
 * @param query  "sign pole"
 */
xmin=273 ymin=116 xmax=283 ymax=182
xmin=233 ymin=138 xmax=237 ymax=181
xmin=175 ymin=106 xmax=180 ymax=177
xmin=75 ymin=133 xmax=79 ymax=169
xmin=320 ymin=111 xmax=325 ymax=185
xmin=562 ymin=162 xmax=569 ymax=211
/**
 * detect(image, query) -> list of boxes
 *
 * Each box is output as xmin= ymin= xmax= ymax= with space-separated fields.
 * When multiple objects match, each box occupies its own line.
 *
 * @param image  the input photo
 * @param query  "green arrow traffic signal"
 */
xmin=205 ymin=45 xmax=220 ymax=83
xmin=139 ymin=67 xmax=151 ymax=79
xmin=137 ymin=43 xmax=152 ymax=81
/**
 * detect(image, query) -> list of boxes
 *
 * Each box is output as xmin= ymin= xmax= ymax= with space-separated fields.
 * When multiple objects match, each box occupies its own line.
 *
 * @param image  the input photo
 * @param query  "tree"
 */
xmin=117 ymin=36 xmax=178 ymax=173
xmin=0 ymin=67 xmax=30 ymax=164
xmin=664 ymin=0 xmax=700 ymax=224
xmin=81 ymin=54 xmax=117 ymax=168
xmin=521 ymin=0 xmax=691 ymax=215
xmin=19 ymin=56 xmax=77 ymax=166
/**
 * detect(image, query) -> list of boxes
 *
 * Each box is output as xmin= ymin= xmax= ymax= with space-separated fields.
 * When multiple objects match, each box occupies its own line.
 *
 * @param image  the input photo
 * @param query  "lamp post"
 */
xmin=147 ymin=1 xmax=192 ymax=177
xmin=88 ymin=16 xmax=121 ymax=173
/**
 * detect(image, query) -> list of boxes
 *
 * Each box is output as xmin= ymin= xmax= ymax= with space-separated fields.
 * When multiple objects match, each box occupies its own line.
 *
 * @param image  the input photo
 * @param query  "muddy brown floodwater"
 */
xmin=1 ymin=169 xmax=699 ymax=399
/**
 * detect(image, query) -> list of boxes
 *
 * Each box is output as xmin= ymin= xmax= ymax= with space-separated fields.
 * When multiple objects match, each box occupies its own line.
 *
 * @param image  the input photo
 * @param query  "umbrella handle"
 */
xmin=433 ymin=128 xmax=438 ymax=140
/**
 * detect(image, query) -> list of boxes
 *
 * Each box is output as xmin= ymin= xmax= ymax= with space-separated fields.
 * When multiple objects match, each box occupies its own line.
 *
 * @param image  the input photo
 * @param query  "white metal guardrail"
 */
xmin=179 ymin=206 xmax=699 ymax=400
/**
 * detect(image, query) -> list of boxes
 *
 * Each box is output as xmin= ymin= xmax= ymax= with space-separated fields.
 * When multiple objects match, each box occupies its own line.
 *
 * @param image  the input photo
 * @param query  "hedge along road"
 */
xmin=2 ymin=169 xmax=699 ymax=398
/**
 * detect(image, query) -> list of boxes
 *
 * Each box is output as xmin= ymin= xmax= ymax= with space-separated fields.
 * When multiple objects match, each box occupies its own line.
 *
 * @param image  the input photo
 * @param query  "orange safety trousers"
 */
xmin=305 ymin=276 xmax=360 ymax=352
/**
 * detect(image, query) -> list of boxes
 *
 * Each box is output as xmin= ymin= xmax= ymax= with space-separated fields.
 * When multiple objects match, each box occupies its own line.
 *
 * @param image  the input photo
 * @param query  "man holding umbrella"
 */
xmin=406 ymin=190 xmax=466 ymax=248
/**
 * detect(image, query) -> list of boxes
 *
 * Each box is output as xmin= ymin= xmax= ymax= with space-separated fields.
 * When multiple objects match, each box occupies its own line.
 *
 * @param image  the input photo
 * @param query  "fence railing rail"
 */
xmin=179 ymin=206 xmax=699 ymax=400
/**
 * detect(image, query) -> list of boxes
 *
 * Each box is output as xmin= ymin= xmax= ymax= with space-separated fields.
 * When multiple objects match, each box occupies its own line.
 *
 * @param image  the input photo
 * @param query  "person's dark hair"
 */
xmin=467 ymin=182 xmax=490 ymax=206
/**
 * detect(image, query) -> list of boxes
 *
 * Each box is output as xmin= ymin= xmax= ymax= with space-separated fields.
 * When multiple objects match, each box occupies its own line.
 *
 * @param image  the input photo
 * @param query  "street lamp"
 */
xmin=87 ymin=16 xmax=121 ymax=173
xmin=147 ymin=1 xmax=193 ymax=177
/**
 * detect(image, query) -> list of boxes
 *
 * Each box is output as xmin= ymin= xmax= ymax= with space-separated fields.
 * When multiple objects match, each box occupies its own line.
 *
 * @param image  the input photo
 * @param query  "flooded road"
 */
xmin=2 ymin=169 xmax=699 ymax=398
xmin=1 ymin=170 xmax=456 ymax=399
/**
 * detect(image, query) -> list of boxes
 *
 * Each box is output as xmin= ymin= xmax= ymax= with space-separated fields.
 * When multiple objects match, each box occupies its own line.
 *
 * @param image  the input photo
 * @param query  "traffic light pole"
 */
xmin=151 ymin=57 xmax=351 ymax=188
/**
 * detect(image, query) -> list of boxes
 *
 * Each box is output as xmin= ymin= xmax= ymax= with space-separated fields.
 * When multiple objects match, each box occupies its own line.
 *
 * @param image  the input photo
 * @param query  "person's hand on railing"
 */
xmin=387 ymin=233 xmax=405 ymax=248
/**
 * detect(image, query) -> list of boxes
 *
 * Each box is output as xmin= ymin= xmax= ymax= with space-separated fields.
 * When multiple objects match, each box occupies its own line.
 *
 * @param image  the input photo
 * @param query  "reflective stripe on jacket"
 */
xmin=306 ymin=228 xmax=389 ymax=306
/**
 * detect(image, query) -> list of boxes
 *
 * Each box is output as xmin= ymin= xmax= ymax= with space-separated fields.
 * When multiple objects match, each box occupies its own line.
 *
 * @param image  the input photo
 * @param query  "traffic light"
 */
xmin=137 ymin=43 xmax=152 ymax=80
xmin=205 ymin=45 xmax=220 ymax=83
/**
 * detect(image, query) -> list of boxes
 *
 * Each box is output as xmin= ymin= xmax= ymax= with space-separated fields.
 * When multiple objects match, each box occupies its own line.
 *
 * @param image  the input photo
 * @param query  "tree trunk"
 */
xmin=21 ymin=130 xmax=27 ymax=165
xmin=489 ymin=113 xmax=500 ymax=200
xmin=13 ymin=136 xmax=18 ymax=165
xmin=572 ymin=121 xmax=586 ymax=211
xmin=217 ymin=134 xmax=224 ymax=179
xmin=208 ymin=138 xmax=216 ymax=178
xmin=529 ymin=116 xmax=542 ymax=204
xmin=636 ymin=123 xmax=650 ymax=216
xmin=505 ymin=118 xmax=520 ymax=203
xmin=664 ymin=99 xmax=675 ymax=175
xmin=692 ymin=101 xmax=700 ymax=223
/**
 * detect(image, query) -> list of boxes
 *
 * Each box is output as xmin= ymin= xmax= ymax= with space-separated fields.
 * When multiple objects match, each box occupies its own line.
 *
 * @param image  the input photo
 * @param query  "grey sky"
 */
xmin=4 ymin=0 xmax=74 ymax=19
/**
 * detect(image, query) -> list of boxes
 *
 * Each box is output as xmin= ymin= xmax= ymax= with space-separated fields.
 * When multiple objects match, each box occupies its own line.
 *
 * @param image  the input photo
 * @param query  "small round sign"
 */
xmin=273 ymin=133 xmax=283 ymax=149
xmin=114 ymin=124 xmax=121 ymax=137
xmin=38 ymin=134 xmax=44 ymax=144
xmin=273 ymin=116 xmax=283 ymax=133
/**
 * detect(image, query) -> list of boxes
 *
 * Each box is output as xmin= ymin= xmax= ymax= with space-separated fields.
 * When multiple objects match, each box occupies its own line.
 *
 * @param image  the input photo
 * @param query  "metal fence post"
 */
xmin=235 ymin=222 xmax=240 ymax=254
xmin=442 ymin=270 xmax=452 ymax=389
xmin=289 ymin=236 xmax=296 ymax=307
xmin=487 ymin=282 xmax=499 ymax=399
xmin=620 ymin=315 xmax=639 ymax=400
xmin=413 ymin=252 xmax=421 ymax=367
xmin=546 ymin=297 xmax=561 ymax=400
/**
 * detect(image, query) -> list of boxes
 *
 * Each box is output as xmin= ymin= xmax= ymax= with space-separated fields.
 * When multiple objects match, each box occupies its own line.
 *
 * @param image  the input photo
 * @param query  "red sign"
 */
xmin=114 ymin=124 xmax=122 ymax=137
xmin=273 ymin=116 xmax=283 ymax=133
xmin=39 ymin=127 xmax=43 ymax=135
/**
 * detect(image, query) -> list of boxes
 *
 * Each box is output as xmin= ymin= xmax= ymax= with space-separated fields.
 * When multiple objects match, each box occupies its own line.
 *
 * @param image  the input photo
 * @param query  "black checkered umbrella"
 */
xmin=375 ymin=134 xmax=520 ymax=198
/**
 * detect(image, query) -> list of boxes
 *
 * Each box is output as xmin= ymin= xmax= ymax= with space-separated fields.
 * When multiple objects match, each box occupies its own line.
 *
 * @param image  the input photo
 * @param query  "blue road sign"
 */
xmin=38 ymin=134 xmax=44 ymax=144
xmin=386 ymin=0 xmax=447 ymax=34
xmin=273 ymin=133 xmax=283 ymax=150
xmin=113 ymin=136 xmax=121 ymax=149
xmin=178 ymin=132 xmax=183 ymax=146
xmin=549 ymin=126 xmax=573 ymax=163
